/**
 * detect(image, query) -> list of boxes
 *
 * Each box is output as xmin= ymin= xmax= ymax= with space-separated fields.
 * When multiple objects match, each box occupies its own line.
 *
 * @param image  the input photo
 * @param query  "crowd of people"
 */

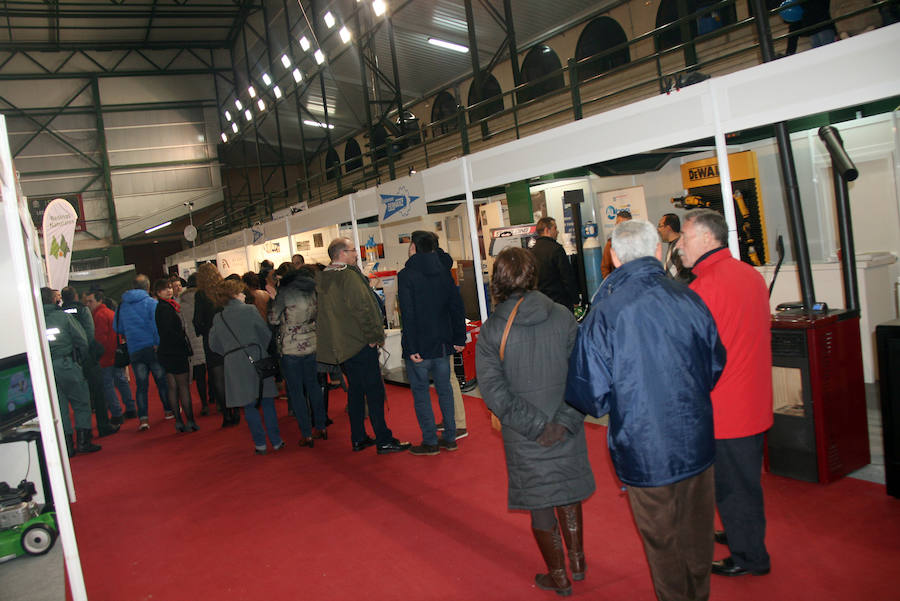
xmin=42 ymin=208 xmax=772 ymax=601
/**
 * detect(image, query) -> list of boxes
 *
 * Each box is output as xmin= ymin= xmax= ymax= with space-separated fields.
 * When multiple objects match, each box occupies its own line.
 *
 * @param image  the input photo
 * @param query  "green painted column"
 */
xmin=505 ymin=180 xmax=533 ymax=225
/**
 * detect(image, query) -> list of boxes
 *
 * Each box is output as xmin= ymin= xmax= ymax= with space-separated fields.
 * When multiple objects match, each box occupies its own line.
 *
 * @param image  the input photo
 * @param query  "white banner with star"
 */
xmin=377 ymin=172 xmax=426 ymax=225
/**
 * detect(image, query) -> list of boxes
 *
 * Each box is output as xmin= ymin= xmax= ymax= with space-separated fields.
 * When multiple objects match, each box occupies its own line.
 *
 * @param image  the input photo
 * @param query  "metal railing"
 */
xmin=197 ymin=0 xmax=893 ymax=242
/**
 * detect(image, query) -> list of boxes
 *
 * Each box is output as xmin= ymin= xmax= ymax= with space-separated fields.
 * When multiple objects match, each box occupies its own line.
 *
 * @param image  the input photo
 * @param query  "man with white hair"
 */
xmin=566 ymin=219 xmax=726 ymax=601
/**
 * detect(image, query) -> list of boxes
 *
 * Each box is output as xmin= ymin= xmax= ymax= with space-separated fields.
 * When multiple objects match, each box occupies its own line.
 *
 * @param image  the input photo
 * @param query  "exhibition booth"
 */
xmin=0 ymin=24 xmax=897 ymax=599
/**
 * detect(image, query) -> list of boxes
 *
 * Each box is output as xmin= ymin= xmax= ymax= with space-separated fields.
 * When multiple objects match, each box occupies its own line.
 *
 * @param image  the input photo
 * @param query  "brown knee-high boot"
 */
xmin=556 ymin=503 xmax=585 ymax=581
xmin=532 ymin=525 xmax=572 ymax=596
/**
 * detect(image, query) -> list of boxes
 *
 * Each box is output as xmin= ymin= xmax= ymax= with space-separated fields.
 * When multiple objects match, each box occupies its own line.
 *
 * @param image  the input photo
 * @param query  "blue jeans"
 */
xmin=405 ymin=355 xmax=455 ymax=445
xmin=130 ymin=346 xmax=171 ymax=418
xmin=243 ymin=397 xmax=283 ymax=450
xmin=101 ymin=366 xmax=134 ymax=417
xmin=281 ymin=354 xmax=326 ymax=436
xmin=810 ymin=28 xmax=836 ymax=49
xmin=341 ymin=345 xmax=392 ymax=445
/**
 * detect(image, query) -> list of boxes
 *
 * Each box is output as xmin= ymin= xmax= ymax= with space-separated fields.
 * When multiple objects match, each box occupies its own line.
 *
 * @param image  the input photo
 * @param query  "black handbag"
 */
xmin=113 ymin=310 xmax=130 ymax=368
xmin=219 ymin=314 xmax=280 ymax=380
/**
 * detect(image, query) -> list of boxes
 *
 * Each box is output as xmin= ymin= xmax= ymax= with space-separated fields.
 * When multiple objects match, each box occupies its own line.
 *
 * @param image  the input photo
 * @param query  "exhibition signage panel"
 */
xmin=597 ymin=186 xmax=647 ymax=240
xmin=41 ymin=198 xmax=78 ymax=290
xmin=377 ymin=173 xmax=425 ymax=224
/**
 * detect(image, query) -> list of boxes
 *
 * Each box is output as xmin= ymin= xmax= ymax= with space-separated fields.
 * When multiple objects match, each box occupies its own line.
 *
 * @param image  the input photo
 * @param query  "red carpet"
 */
xmin=68 ymin=384 xmax=900 ymax=600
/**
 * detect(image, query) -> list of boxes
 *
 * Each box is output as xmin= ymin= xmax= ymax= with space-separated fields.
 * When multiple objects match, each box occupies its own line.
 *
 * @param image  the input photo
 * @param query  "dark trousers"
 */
xmin=340 ymin=345 xmax=392 ymax=445
xmin=715 ymin=433 xmax=770 ymax=572
xmin=83 ymin=357 xmax=111 ymax=433
xmin=628 ymin=466 xmax=715 ymax=601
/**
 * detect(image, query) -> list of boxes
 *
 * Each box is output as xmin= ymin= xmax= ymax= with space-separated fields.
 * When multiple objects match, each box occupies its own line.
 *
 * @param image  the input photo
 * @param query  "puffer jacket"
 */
xmin=269 ymin=271 xmax=317 ymax=357
xmin=398 ymin=251 xmax=465 ymax=359
xmin=475 ymin=290 xmax=595 ymax=510
xmin=114 ymin=289 xmax=159 ymax=353
xmin=565 ymin=256 xmax=726 ymax=487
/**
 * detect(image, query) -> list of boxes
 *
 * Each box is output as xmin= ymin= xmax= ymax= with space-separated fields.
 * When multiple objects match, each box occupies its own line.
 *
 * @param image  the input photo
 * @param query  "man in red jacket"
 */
xmin=677 ymin=209 xmax=773 ymax=577
xmin=85 ymin=291 xmax=135 ymax=425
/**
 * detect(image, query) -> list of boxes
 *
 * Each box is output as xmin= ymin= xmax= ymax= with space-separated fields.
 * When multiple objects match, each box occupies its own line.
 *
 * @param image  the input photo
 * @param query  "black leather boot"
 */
xmin=532 ymin=525 xmax=572 ymax=596
xmin=556 ymin=503 xmax=585 ymax=581
xmin=76 ymin=429 xmax=101 ymax=453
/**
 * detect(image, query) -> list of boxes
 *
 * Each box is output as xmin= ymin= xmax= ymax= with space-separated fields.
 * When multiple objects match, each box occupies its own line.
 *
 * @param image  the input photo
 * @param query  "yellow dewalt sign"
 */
xmin=681 ymin=151 xmax=758 ymax=188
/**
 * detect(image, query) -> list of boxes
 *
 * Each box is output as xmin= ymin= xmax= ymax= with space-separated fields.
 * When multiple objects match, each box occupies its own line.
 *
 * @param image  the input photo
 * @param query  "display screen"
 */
xmin=0 ymin=353 xmax=37 ymax=432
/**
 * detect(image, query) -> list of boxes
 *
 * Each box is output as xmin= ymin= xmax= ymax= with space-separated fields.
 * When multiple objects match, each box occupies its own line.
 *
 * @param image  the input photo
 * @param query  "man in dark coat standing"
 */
xmin=530 ymin=216 xmax=579 ymax=312
xmin=398 ymin=231 xmax=466 ymax=455
xmin=677 ymin=209 xmax=773 ymax=578
xmin=567 ymin=220 xmax=726 ymax=601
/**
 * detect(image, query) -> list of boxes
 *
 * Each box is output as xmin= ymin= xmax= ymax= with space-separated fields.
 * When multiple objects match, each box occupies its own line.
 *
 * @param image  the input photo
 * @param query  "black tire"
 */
xmin=21 ymin=523 xmax=57 ymax=556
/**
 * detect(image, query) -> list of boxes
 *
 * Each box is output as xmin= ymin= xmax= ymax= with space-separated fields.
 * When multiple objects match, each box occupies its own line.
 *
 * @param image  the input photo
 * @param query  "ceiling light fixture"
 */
xmin=281 ymin=54 xmax=291 ymax=68
xmin=273 ymin=85 xmax=282 ymax=99
xmin=314 ymin=49 xmax=325 ymax=65
xmin=299 ymin=36 xmax=311 ymax=51
xmin=234 ymin=99 xmax=243 ymax=110
xmin=144 ymin=220 xmax=172 ymax=234
xmin=248 ymin=85 xmax=256 ymax=98
xmin=244 ymin=109 xmax=253 ymax=121
xmin=262 ymin=73 xmax=272 ymax=86
xmin=231 ymin=122 xmax=239 ymax=133
xmin=225 ymin=110 xmax=232 ymax=121
xmin=428 ymin=37 xmax=468 ymax=53
xmin=372 ymin=0 xmax=386 ymax=17
xmin=220 ymin=132 xmax=228 ymax=143
xmin=292 ymin=68 xmax=303 ymax=83
xmin=303 ymin=119 xmax=334 ymax=129
xmin=257 ymin=98 xmax=266 ymax=111
xmin=323 ymin=11 xmax=335 ymax=28
xmin=339 ymin=26 xmax=351 ymax=44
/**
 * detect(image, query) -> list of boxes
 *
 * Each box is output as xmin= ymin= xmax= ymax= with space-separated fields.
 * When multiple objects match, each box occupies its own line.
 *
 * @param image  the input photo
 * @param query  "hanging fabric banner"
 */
xmin=42 ymin=198 xmax=78 ymax=290
xmin=377 ymin=172 xmax=426 ymax=225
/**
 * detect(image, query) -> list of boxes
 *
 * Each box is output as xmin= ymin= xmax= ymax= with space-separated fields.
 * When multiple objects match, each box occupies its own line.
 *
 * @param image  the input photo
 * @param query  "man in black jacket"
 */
xmin=530 ymin=217 xmax=578 ymax=312
xmin=399 ymin=231 xmax=466 ymax=455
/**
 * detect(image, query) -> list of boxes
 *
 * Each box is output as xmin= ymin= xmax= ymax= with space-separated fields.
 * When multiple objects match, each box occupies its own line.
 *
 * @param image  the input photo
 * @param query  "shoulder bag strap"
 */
xmin=499 ymin=296 xmax=525 ymax=362
xmin=217 ymin=312 xmax=260 ymax=362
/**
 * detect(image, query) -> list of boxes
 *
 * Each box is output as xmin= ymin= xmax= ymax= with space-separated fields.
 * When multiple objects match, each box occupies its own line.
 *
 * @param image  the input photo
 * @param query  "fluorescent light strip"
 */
xmin=323 ymin=11 xmax=335 ymax=28
xmin=220 ymin=132 xmax=228 ymax=143
xmin=314 ymin=49 xmax=325 ymax=65
xmin=257 ymin=98 xmax=266 ymax=111
xmin=144 ymin=220 xmax=172 ymax=234
xmin=231 ymin=122 xmax=239 ymax=133
xmin=262 ymin=73 xmax=272 ymax=86
xmin=299 ymin=36 xmax=311 ymax=51
xmin=428 ymin=37 xmax=468 ymax=53
xmin=248 ymin=86 xmax=256 ymax=98
xmin=234 ymin=99 xmax=243 ymax=110
xmin=281 ymin=54 xmax=291 ymax=68
xmin=304 ymin=120 xmax=334 ymax=129
xmin=292 ymin=68 xmax=302 ymax=83
xmin=224 ymin=110 xmax=232 ymax=121
xmin=273 ymin=85 xmax=282 ymax=99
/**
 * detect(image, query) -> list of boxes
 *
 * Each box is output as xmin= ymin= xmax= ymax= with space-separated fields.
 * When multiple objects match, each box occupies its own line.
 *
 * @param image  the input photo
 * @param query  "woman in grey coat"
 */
xmin=476 ymin=247 xmax=595 ymax=597
xmin=209 ymin=279 xmax=284 ymax=454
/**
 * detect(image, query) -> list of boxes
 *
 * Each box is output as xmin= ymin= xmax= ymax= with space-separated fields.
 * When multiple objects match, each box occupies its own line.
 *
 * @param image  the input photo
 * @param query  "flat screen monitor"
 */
xmin=0 ymin=353 xmax=37 ymax=433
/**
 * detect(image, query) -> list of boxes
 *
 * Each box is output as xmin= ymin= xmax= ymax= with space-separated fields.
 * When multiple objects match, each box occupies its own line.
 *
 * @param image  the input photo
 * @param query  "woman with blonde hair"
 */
xmin=209 ymin=279 xmax=284 ymax=454
xmin=475 ymin=247 xmax=595 ymax=596
xmin=193 ymin=262 xmax=236 ymax=427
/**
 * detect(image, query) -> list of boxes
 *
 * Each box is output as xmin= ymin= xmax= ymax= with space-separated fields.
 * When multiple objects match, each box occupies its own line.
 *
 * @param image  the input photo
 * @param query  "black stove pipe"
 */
xmin=819 ymin=125 xmax=860 ymax=316
xmin=750 ymin=0 xmax=817 ymax=313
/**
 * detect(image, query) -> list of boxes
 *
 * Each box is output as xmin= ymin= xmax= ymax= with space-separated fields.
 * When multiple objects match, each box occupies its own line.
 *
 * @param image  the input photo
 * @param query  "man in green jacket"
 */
xmin=316 ymin=237 xmax=409 ymax=455
xmin=42 ymin=287 xmax=101 ymax=456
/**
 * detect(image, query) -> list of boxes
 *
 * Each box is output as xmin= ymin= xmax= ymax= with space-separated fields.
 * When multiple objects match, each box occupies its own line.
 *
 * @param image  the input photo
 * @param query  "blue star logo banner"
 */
xmin=377 ymin=173 xmax=426 ymax=224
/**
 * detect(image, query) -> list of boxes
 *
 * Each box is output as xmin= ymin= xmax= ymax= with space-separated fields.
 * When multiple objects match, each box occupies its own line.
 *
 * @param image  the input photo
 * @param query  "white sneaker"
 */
xmin=455 ymin=428 xmax=468 ymax=440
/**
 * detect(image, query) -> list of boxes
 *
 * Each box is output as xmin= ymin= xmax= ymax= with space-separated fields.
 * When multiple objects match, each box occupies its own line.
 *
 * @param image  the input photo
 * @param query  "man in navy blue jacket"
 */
xmin=566 ymin=220 xmax=725 ymax=601
xmin=399 ymin=230 xmax=466 ymax=455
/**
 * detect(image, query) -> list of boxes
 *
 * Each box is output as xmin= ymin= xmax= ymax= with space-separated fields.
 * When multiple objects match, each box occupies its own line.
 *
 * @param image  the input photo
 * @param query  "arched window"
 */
xmin=431 ymin=90 xmax=459 ymax=136
xmin=371 ymin=124 xmax=389 ymax=160
xmin=325 ymin=148 xmax=339 ymax=181
xmin=467 ymin=73 xmax=504 ymax=124
xmin=344 ymin=137 xmax=362 ymax=172
xmin=655 ymin=0 xmax=737 ymax=51
xmin=518 ymin=44 xmax=564 ymax=104
xmin=575 ymin=17 xmax=630 ymax=81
